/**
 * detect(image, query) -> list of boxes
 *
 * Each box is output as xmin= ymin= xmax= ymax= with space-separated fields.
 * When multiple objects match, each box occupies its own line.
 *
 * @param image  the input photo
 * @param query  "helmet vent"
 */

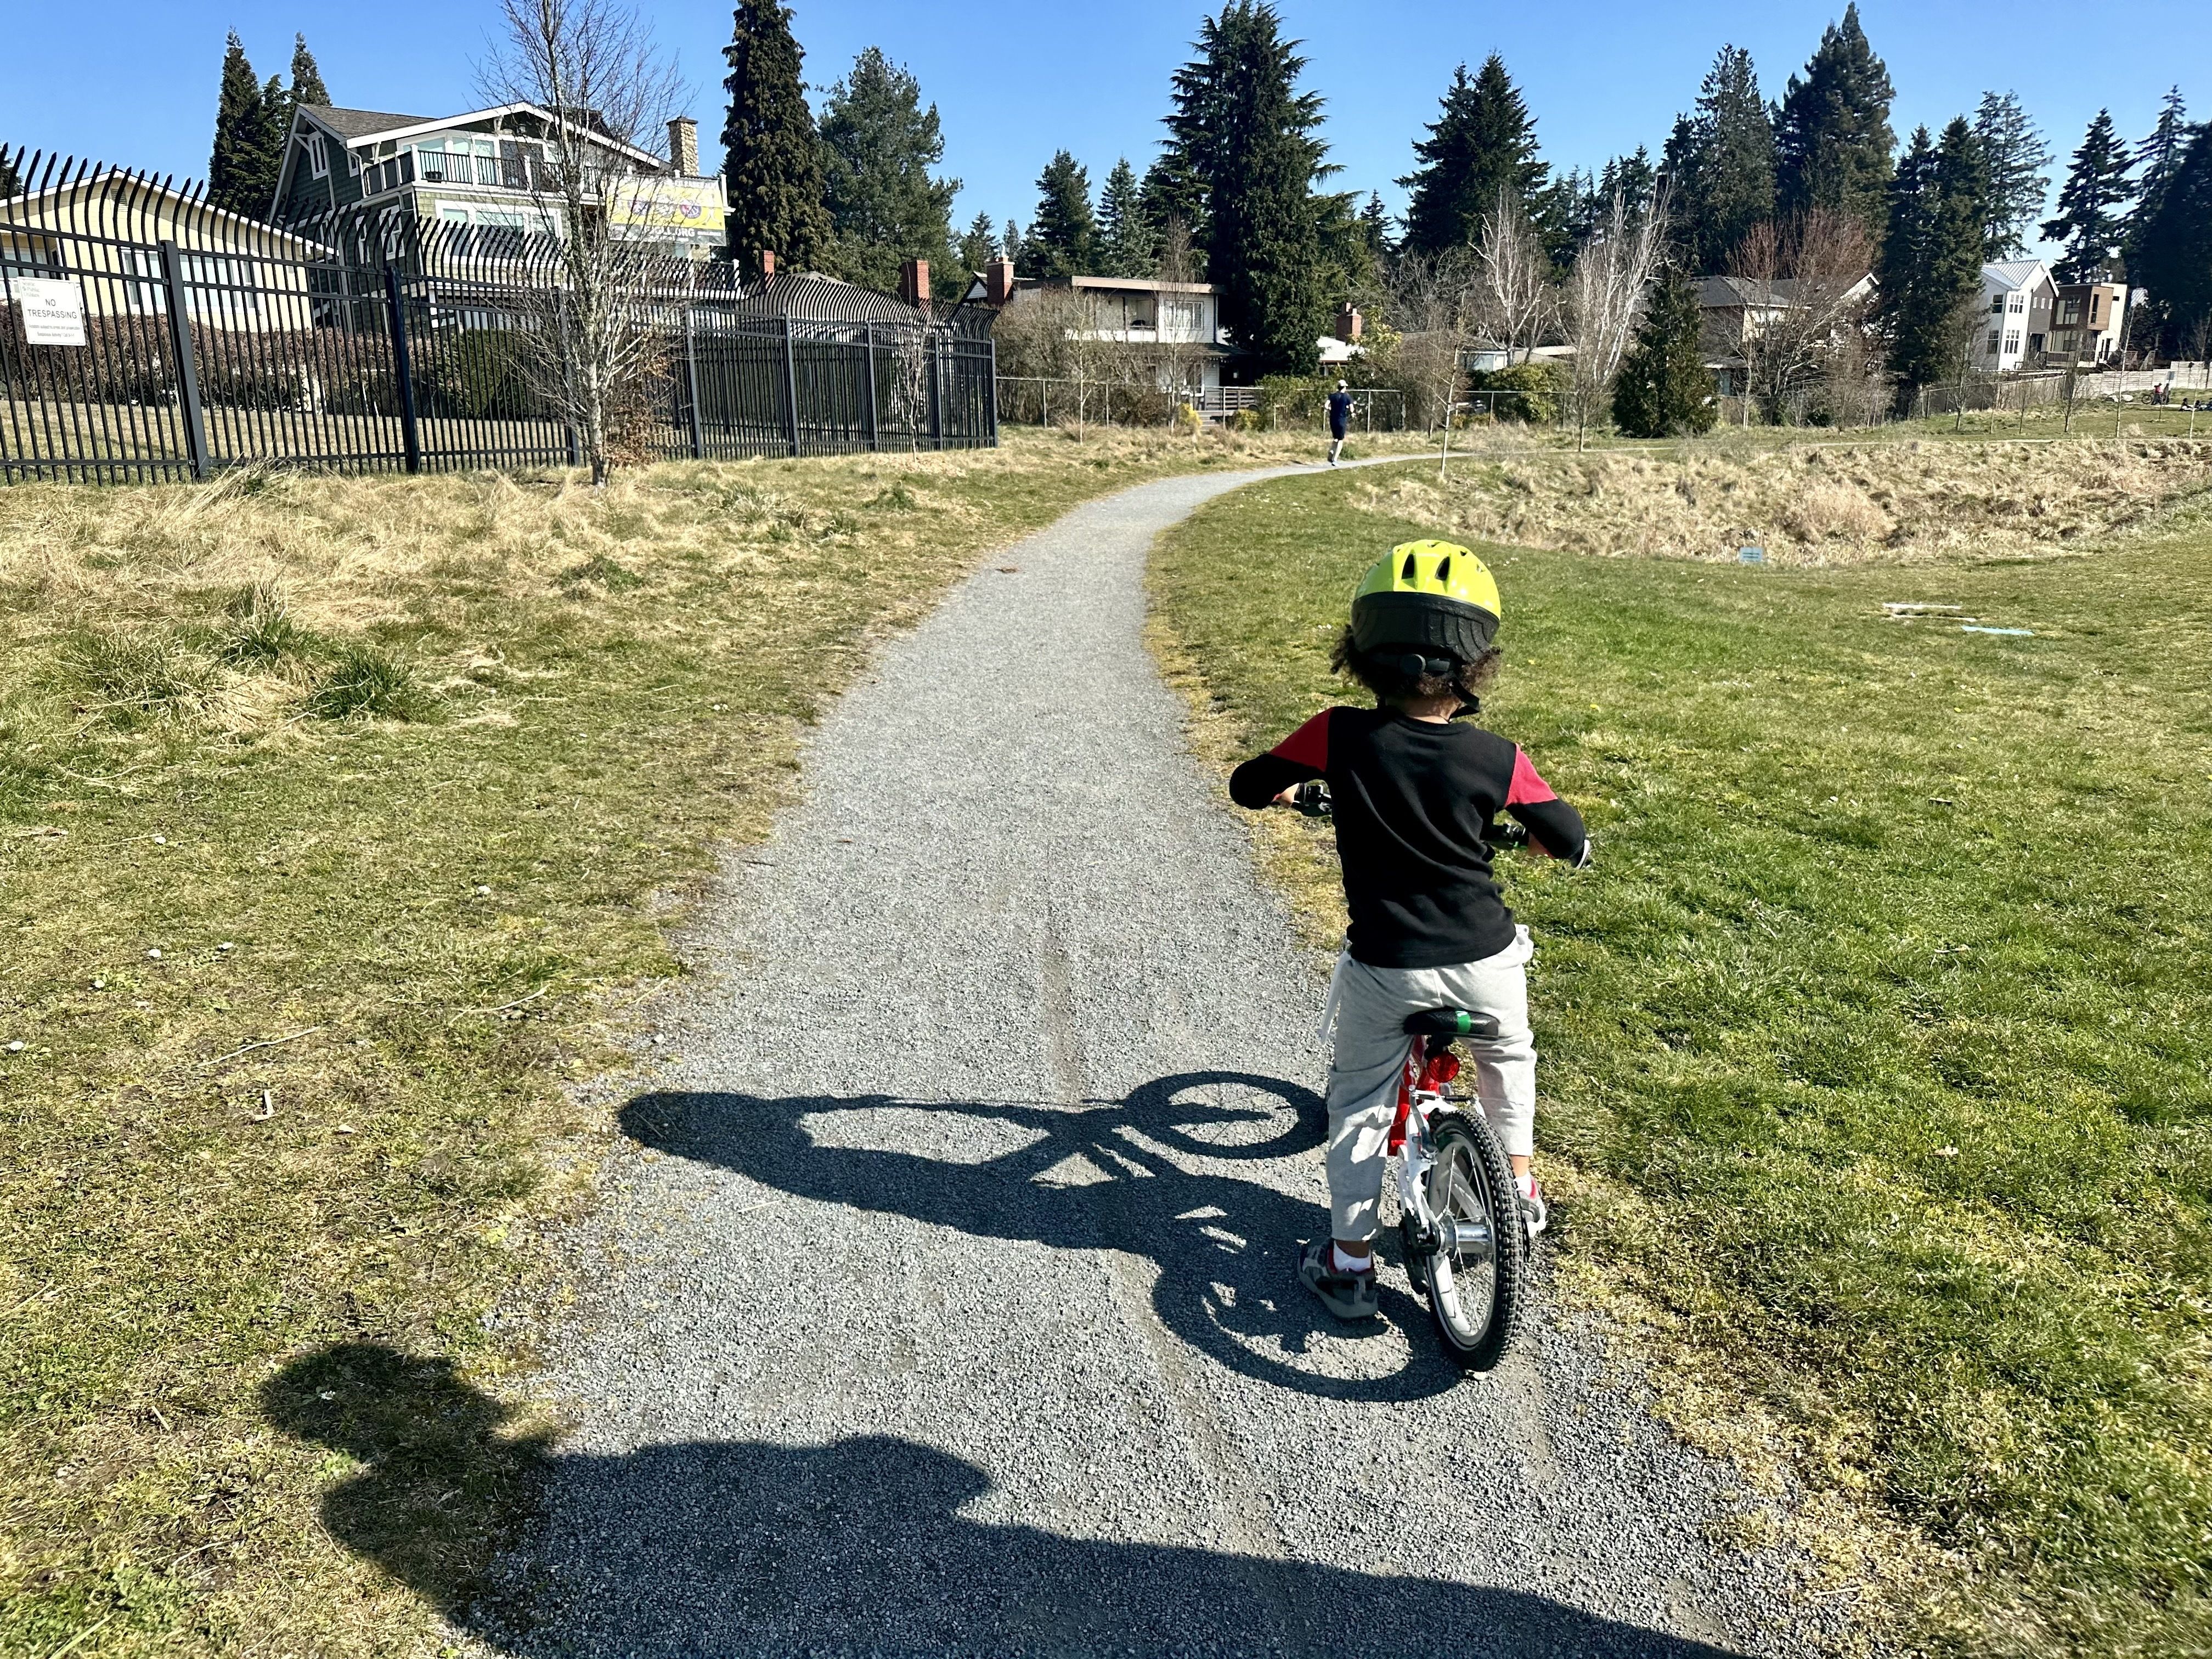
xmin=1401 ymin=552 xmax=1417 ymax=582
xmin=1436 ymin=556 xmax=1451 ymax=585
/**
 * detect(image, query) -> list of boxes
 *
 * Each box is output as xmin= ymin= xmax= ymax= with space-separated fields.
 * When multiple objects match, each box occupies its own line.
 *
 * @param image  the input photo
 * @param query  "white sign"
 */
xmin=14 ymin=278 xmax=88 ymax=346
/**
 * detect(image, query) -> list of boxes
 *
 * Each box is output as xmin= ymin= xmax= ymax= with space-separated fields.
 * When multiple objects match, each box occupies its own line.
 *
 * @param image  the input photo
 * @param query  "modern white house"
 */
xmin=981 ymin=266 xmax=1233 ymax=397
xmin=1976 ymin=260 xmax=2057 ymax=373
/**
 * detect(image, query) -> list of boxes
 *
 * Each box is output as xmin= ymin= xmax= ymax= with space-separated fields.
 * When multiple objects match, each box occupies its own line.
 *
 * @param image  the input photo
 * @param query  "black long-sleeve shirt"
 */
xmin=1230 ymin=706 xmax=1588 ymax=969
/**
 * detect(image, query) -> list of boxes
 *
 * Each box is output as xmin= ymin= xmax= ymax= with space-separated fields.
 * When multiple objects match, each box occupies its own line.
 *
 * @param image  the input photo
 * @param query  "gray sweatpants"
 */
xmin=1323 ymin=927 xmax=1537 ymax=1241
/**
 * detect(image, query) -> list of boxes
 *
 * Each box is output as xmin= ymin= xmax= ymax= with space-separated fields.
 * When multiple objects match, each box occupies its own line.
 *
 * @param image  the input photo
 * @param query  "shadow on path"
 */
xmin=265 ymin=1342 xmax=1749 ymax=1658
xmin=622 ymin=1073 xmax=1471 ymax=1404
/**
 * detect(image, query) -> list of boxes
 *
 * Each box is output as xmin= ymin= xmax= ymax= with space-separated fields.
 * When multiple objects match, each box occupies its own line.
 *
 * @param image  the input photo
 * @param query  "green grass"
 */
xmin=1151 ymin=466 xmax=2212 ymax=1656
xmin=0 ymin=425 xmax=1416 ymax=1656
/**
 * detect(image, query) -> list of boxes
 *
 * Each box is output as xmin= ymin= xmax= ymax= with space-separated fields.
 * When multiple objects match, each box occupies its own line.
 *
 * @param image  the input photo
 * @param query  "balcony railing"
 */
xmin=361 ymin=150 xmax=642 ymax=200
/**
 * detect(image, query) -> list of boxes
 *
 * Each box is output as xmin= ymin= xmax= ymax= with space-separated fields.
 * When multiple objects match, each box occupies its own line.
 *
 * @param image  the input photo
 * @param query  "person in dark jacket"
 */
xmin=1230 ymin=540 xmax=1589 ymax=1319
xmin=1325 ymin=380 xmax=1353 ymax=465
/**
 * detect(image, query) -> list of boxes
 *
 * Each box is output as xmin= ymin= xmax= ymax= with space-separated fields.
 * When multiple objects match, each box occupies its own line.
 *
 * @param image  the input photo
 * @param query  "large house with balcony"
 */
xmin=268 ymin=103 xmax=726 ymax=258
xmin=2049 ymin=269 xmax=2130 ymax=368
xmin=974 ymin=263 xmax=1233 ymax=398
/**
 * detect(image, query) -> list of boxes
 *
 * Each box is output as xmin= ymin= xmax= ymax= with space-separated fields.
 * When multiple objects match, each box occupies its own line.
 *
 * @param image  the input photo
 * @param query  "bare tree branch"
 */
xmin=1563 ymin=187 xmax=1668 ymax=449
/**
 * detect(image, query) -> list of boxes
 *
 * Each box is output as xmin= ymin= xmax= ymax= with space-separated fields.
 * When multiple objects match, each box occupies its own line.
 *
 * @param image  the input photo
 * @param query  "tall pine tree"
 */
xmin=1398 ymin=56 xmax=1546 ymax=257
xmin=2040 ymin=110 xmax=2134 ymax=282
xmin=1029 ymin=150 xmax=1097 ymax=277
xmin=1668 ymin=44 xmax=1776 ymax=273
xmin=1877 ymin=120 xmax=1987 ymax=404
xmin=2123 ymin=88 xmax=2190 ymax=273
xmin=816 ymin=47 xmax=958 ymax=294
xmin=957 ymin=212 xmax=1000 ymax=281
xmin=721 ymin=0 xmax=833 ymax=272
xmin=2132 ymin=121 xmax=2212 ymax=355
xmin=1970 ymin=91 xmax=2050 ymax=259
xmin=1773 ymin=4 xmax=1895 ymax=244
xmin=1165 ymin=1 xmax=1330 ymax=374
xmin=1096 ymin=158 xmax=1154 ymax=276
xmin=208 ymin=33 xmax=283 ymax=217
xmin=1612 ymin=268 xmax=1717 ymax=436
xmin=289 ymin=35 xmax=331 ymax=108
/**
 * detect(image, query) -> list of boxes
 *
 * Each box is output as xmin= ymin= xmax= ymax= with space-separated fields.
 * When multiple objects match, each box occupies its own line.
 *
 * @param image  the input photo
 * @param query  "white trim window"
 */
xmin=2003 ymin=331 xmax=2022 ymax=356
xmin=308 ymin=131 xmax=329 ymax=177
xmin=121 ymin=248 xmax=263 ymax=320
xmin=1987 ymin=330 xmax=2002 ymax=355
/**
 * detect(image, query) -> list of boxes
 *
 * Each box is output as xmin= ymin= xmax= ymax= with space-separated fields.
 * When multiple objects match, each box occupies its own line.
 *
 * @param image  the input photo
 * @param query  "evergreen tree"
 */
xmin=1773 ymin=4 xmax=1896 ymax=242
xmin=2132 ymin=120 xmax=2212 ymax=355
xmin=1877 ymin=120 xmax=1987 ymax=404
xmin=1029 ymin=149 xmax=1097 ymax=277
xmin=1970 ymin=91 xmax=2049 ymax=259
xmin=0 ymin=153 xmax=18 ymax=201
xmin=2040 ymin=110 xmax=2134 ymax=282
xmin=1612 ymin=268 xmax=1717 ymax=436
xmin=1669 ymin=44 xmax=1776 ymax=273
xmin=1600 ymin=147 xmax=1658 ymax=221
xmin=1137 ymin=150 xmax=1208 ymax=253
xmin=817 ymin=46 xmax=958 ymax=294
xmin=289 ymin=33 xmax=331 ymax=107
xmin=208 ymin=33 xmax=283 ymax=217
xmin=1164 ymin=1 xmax=1330 ymax=374
xmin=721 ymin=0 xmax=833 ymax=271
xmin=1003 ymin=219 xmax=1024 ymax=269
xmin=1096 ymin=157 xmax=1154 ymax=276
xmin=2123 ymin=88 xmax=2191 ymax=271
xmin=1358 ymin=192 xmax=1393 ymax=259
xmin=1398 ymin=56 xmax=1547 ymax=256
xmin=1313 ymin=188 xmax=1378 ymax=302
xmin=957 ymin=212 xmax=1000 ymax=280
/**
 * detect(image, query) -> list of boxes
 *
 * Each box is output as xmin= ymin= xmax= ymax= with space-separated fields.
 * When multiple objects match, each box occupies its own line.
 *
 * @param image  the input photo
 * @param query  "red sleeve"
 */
xmin=1505 ymin=747 xmax=1556 ymax=806
xmin=1270 ymin=710 xmax=1331 ymax=771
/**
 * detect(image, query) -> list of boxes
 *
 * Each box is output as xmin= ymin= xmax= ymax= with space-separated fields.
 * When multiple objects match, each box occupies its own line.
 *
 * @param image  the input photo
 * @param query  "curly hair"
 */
xmin=1329 ymin=625 xmax=1502 ymax=705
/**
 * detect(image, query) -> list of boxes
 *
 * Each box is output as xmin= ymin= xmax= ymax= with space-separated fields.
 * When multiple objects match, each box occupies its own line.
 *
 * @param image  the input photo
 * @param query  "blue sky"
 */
xmin=5 ymin=0 xmax=2203 ymax=257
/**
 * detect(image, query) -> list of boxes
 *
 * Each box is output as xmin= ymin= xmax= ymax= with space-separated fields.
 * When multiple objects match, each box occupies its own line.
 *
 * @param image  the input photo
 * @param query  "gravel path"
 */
xmin=474 ymin=466 xmax=1846 ymax=1657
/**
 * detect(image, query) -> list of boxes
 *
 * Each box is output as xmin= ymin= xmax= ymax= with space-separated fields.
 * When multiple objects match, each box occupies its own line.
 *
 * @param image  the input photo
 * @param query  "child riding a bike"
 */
xmin=1229 ymin=542 xmax=1589 ymax=1321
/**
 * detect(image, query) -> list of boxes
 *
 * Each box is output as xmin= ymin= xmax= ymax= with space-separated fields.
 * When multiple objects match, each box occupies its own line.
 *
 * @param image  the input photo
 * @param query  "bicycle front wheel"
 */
xmin=1417 ymin=1111 xmax=1528 ymax=1371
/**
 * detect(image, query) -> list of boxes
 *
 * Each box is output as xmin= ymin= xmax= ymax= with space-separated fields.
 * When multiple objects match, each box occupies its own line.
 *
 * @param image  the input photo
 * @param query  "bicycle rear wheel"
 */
xmin=1415 ymin=1110 xmax=1528 ymax=1371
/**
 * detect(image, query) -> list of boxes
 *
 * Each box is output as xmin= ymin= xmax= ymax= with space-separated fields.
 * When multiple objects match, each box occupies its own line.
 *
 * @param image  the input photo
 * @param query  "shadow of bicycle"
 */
xmin=622 ymin=1071 xmax=1468 ymax=1404
xmin=264 ymin=1341 xmax=1750 ymax=1658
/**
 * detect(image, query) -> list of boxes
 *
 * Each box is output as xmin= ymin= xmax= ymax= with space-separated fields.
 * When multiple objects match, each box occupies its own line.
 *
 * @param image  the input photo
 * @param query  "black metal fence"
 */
xmin=0 ymin=148 xmax=996 ymax=485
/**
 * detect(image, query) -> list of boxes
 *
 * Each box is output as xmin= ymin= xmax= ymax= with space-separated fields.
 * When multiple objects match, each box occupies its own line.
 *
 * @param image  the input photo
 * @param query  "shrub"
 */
xmin=1470 ymin=361 xmax=1566 ymax=425
xmin=67 ymin=629 xmax=215 ymax=723
xmin=218 ymin=582 xmax=318 ymax=665
xmin=304 ymin=644 xmax=432 ymax=721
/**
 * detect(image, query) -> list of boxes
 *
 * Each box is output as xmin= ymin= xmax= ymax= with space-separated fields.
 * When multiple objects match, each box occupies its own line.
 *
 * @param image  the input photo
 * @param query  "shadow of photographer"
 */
xmin=621 ymin=1070 xmax=1465 ymax=1404
xmin=264 ymin=1340 xmax=1747 ymax=1658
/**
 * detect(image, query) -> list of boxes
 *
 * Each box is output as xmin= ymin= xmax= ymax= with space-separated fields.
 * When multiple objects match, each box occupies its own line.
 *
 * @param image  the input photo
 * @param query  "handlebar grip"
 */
xmin=1293 ymin=780 xmax=1333 ymax=819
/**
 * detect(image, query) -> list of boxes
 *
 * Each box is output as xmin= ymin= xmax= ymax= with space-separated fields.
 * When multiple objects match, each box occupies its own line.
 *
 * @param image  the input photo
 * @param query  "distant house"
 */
xmin=1317 ymin=303 xmax=1364 ymax=370
xmin=269 ymin=103 xmax=726 ymax=258
xmin=976 ymin=263 xmax=1234 ymax=398
xmin=2049 ymin=263 xmax=2129 ymax=368
xmin=1976 ymin=261 xmax=2056 ymax=373
xmin=1697 ymin=273 xmax=1876 ymax=397
xmin=2 ymin=167 xmax=329 ymax=331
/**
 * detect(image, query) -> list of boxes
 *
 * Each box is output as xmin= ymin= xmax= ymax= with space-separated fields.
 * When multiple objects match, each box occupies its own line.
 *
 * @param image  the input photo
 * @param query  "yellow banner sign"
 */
xmin=607 ymin=179 xmax=726 ymax=233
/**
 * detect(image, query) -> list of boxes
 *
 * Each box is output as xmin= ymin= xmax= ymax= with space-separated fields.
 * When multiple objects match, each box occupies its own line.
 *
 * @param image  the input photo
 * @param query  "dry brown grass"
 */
xmin=0 ymin=423 xmax=1425 ymax=1658
xmin=1347 ymin=439 xmax=2212 ymax=566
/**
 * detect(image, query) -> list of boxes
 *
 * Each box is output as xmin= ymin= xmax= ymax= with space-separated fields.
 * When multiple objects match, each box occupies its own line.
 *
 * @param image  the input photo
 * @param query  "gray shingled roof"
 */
xmin=729 ymin=272 xmax=934 ymax=325
xmin=311 ymin=108 xmax=435 ymax=142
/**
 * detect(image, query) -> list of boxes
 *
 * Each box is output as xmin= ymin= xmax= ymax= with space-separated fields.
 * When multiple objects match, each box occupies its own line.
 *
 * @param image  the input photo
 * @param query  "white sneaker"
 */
xmin=1517 ymin=1172 xmax=1549 ymax=1240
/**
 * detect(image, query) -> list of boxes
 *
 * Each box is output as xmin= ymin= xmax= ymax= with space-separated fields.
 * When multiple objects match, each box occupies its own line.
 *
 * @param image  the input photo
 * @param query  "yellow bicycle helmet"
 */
xmin=1350 ymin=540 xmax=1502 ymax=665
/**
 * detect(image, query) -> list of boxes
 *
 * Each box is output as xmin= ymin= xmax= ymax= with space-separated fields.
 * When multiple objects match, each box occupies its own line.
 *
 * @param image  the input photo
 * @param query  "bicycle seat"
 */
xmin=1404 ymin=1006 xmax=1500 ymax=1041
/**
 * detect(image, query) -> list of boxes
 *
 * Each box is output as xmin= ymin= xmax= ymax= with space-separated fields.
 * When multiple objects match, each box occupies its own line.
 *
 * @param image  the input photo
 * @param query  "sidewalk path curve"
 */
xmin=482 ymin=465 xmax=1844 ymax=1657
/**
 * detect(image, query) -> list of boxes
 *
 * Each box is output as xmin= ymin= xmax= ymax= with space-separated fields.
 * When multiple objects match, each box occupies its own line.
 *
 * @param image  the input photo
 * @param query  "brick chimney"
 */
xmin=900 ymin=257 xmax=929 ymax=308
xmin=759 ymin=248 xmax=777 ymax=280
xmin=985 ymin=257 xmax=1015 ymax=305
xmin=1334 ymin=302 xmax=1363 ymax=343
xmin=666 ymin=116 xmax=698 ymax=176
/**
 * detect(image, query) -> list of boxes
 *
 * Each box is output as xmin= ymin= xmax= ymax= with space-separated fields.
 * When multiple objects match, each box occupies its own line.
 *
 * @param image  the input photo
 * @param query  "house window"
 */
xmin=347 ymin=150 xmax=360 ymax=177
xmin=2058 ymin=298 xmax=2080 ymax=324
xmin=2007 ymin=292 xmax=2025 ymax=313
xmin=1991 ymin=295 xmax=2005 ymax=313
xmin=1988 ymin=330 xmax=2002 ymax=354
xmin=120 ymin=248 xmax=261 ymax=320
xmin=2003 ymin=331 xmax=2021 ymax=354
xmin=308 ymin=132 xmax=328 ymax=178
